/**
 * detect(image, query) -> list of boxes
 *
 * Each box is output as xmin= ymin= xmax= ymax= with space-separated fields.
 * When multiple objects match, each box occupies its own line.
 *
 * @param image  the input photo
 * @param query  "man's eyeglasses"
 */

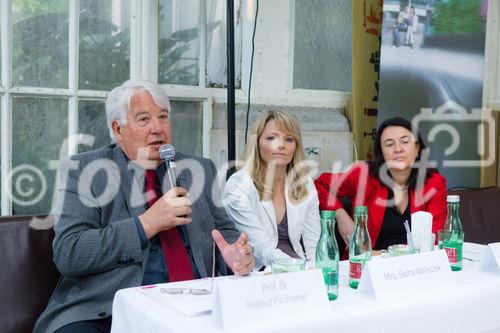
xmin=160 ymin=241 xmax=215 ymax=296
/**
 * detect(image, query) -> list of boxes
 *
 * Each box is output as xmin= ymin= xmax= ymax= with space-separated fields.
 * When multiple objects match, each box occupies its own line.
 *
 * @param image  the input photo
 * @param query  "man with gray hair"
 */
xmin=34 ymin=79 xmax=254 ymax=333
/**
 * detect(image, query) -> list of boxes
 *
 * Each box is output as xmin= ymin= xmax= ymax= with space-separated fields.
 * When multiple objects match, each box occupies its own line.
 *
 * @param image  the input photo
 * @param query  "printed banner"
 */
xmin=352 ymin=0 xmax=383 ymax=160
xmin=378 ymin=0 xmax=489 ymax=188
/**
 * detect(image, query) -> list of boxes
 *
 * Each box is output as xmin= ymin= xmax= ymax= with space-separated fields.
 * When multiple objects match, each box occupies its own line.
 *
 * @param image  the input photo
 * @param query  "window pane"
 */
xmin=206 ymin=0 xmax=242 ymax=88
xmin=12 ymin=97 xmax=67 ymax=215
xmin=293 ymin=0 xmax=352 ymax=91
xmin=12 ymin=0 xmax=69 ymax=88
xmin=158 ymin=0 xmax=200 ymax=85
xmin=79 ymin=1 xmax=131 ymax=91
xmin=170 ymin=101 xmax=203 ymax=156
xmin=78 ymin=100 xmax=110 ymax=153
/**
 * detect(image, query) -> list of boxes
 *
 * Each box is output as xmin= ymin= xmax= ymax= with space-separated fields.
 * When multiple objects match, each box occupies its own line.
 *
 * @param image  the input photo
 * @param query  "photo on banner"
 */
xmin=378 ymin=0 xmax=488 ymax=188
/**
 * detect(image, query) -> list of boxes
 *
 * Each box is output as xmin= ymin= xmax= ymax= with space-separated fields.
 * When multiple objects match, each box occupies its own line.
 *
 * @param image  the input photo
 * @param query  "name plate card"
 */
xmin=358 ymin=250 xmax=454 ymax=301
xmin=213 ymin=269 xmax=331 ymax=332
xmin=480 ymin=242 xmax=500 ymax=271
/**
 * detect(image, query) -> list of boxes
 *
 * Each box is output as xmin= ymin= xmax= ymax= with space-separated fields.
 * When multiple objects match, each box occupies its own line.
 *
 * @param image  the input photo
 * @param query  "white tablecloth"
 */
xmin=111 ymin=243 xmax=500 ymax=333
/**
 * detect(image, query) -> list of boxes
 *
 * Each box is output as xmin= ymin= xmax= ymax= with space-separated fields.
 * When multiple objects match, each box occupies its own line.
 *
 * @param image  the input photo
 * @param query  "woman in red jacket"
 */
xmin=315 ymin=117 xmax=446 ymax=254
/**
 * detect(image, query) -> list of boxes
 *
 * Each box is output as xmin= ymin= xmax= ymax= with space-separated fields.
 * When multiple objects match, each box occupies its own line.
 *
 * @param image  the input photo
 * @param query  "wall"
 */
xmin=210 ymin=104 xmax=353 ymax=175
xmin=209 ymin=0 xmax=353 ymax=174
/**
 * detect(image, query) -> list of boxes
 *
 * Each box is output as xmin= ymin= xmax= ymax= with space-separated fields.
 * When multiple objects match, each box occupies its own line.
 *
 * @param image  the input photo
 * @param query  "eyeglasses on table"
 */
xmin=160 ymin=241 xmax=215 ymax=296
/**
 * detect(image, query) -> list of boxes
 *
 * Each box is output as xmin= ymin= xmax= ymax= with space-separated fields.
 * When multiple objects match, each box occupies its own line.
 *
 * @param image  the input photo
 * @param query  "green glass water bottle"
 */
xmin=442 ymin=195 xmax=464 ymax=271
xmin=349 ymin=206 xmax=372 ymax=289
xmin=315 ymin=210 xmax=339 ymax=301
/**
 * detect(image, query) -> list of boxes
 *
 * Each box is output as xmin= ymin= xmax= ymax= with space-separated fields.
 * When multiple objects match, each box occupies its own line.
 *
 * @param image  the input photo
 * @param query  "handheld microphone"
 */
xmin=159 ymin=144 xmax=178 ymax=188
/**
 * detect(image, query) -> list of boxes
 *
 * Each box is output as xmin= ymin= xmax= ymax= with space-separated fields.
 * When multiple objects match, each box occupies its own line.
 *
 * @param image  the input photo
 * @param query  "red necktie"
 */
xmin=145 ymin=170 xmax=193 ymax=282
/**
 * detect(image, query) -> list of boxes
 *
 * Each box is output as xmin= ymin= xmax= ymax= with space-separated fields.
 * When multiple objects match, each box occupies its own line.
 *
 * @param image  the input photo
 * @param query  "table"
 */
xmin=111 ymin=243 xmax=500 ymax=333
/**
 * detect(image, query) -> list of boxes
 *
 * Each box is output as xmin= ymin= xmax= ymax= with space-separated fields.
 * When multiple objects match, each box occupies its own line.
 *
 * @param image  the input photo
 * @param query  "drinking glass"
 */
xmin=412 ymin=233 xmax=436 ymax=252
xmin=437 ymin=230 xmax=445 ymax=250
xmin=271 ymin=258 xmax=306 ymax=274
xmin=388 ymin=244 xmax=411 ymax=257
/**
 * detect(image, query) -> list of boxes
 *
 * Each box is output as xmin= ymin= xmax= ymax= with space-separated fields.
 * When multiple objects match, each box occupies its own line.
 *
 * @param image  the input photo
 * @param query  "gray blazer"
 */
xmin=34 ymin=144 xmax=240 ymax=333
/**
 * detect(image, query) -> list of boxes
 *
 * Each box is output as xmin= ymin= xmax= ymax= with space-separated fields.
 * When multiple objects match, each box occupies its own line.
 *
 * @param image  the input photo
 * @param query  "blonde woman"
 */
xmin=223 ymin=110 xmax=320 ymax=269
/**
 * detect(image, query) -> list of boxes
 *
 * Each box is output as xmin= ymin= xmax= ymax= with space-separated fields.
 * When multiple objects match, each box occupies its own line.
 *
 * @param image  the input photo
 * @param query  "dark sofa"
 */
xmin=447 ymin=187 xmax=500 ymax=245
xmin=0 ymin=215 xmax=59 ymax=333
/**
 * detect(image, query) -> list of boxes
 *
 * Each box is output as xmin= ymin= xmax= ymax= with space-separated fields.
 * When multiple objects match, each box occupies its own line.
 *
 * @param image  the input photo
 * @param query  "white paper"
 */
xmin=463 ymin=242 xmax=487 ymax=262
xmin=480 ymin=242 xmax=500 ymax=271
xmin=137 ymin=279 xmax=215 ymax=316
xmin=358 ymin=250 xmax=454 ymax=301
xmin=411 ymin=211 xmax=433 ymax=252
xmin=213 ymin=270 xmax=331 ymax=332
xmin=411 ymin=211 xmax=432 ymax=234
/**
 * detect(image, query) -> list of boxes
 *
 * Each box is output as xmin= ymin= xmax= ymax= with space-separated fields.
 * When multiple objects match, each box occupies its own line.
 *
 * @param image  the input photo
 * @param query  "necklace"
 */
xmin=393 ymin=184 xmax=409 ymax=191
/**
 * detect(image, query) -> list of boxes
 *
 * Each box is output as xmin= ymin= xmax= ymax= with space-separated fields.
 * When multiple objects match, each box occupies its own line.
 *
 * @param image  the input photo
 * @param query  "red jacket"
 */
xmin=314 ymin=162 xmax=447 ymax=248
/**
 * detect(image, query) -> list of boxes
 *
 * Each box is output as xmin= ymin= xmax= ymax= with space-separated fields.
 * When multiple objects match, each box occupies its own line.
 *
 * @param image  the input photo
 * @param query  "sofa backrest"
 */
xmin=0 ymin=215 xmax=59 ymax=333
xmin=447 ymin=187 xmax=500 ymax=244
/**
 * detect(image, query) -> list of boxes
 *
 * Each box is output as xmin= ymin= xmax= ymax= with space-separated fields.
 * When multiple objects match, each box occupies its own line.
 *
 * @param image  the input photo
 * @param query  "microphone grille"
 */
xmin=159 ymin=144 xmax=175 ymax=160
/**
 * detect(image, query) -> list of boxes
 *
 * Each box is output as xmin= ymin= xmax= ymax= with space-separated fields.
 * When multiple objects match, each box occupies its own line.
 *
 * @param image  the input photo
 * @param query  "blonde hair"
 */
xmin=242 ymin=110 xmax=309 ymax=203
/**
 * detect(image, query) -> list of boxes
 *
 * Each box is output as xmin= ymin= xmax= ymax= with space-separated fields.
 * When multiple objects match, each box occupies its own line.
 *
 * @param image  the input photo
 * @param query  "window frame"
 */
xmin=0 ymin=0 xmax=216 ymax=215
xmin=2 ymin=0 xmax=497 ymax=214
xmin=0 ymin=0 xmax=109 ymax=214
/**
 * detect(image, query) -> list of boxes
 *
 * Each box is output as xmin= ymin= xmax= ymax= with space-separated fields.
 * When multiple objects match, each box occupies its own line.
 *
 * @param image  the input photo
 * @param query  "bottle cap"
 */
xmin=447 ymin=195 xmax=460 ymax=203
xmin=321 ymin=210 xmax=335 ymax=220
xmin=354 ymin=206 xmax=368 ymax=214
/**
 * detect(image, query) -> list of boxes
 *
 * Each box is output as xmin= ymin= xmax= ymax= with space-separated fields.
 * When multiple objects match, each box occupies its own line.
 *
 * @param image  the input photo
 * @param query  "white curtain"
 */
xmin=206 ymin=0 xmax=242 ymax=87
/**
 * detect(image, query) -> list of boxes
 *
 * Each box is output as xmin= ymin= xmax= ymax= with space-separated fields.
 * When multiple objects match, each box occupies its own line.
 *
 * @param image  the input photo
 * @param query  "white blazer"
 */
xmin=223 ymin=168 xmax=321 ymax=269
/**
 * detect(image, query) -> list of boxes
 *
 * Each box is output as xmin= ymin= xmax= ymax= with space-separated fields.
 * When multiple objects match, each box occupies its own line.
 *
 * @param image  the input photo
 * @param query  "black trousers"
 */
xmin=54 ymin=317 xmax=112 ymax=333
